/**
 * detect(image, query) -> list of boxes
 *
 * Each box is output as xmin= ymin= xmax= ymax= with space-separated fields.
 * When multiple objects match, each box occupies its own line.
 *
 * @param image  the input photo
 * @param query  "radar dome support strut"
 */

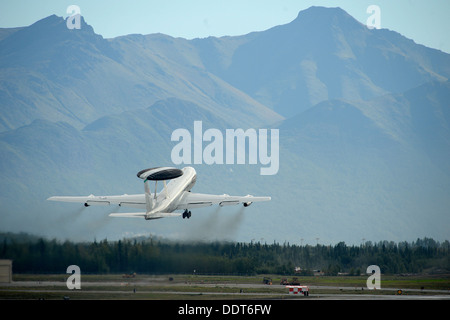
xmin=137 ymin=167 xmax=184 ymax=214
xmin=143 ymin=178 xmax=153 ymax=212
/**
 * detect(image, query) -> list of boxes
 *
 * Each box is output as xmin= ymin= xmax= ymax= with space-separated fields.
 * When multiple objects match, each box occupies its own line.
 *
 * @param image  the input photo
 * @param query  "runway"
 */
xmin=2 ymin=279 xmax=449 ymax=300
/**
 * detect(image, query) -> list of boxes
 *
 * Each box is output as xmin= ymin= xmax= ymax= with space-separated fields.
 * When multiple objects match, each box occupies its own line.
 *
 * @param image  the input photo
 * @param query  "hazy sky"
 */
xmin=1 ymin=0 xmax=449 ymax=53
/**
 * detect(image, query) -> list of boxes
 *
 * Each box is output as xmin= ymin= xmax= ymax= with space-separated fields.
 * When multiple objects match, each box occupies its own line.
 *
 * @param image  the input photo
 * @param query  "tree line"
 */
xmin=1 ymin=232 xmax=449 ymax=275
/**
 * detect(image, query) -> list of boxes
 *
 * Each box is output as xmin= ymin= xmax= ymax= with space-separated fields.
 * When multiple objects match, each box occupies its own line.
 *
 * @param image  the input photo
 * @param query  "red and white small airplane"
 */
xmin=48 ymin=166 xmax=271 ymax=220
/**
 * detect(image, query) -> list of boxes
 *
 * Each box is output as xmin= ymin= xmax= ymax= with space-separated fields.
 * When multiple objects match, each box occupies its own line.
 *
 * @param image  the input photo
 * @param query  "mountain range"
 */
xmin=0 ymin=6 xmax=449 ymax=245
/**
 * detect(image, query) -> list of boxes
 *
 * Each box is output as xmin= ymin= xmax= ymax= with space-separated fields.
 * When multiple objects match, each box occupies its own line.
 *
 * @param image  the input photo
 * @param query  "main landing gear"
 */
xmin=182 ymin=209 xmax=192 ymax=219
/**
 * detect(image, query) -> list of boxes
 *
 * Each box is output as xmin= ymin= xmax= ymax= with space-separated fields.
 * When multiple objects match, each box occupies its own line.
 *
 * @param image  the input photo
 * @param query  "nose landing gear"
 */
xmin=182 ymin=209 xmax=192 ymax=219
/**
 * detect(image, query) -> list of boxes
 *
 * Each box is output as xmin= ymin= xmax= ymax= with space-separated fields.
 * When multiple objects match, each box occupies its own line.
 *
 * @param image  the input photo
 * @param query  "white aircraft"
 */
xmin=47 ymin=166 xmax=271 ymax=220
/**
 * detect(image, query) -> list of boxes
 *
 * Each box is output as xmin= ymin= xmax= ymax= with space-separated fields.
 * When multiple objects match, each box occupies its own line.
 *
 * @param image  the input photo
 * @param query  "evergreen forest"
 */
xmin=1 ymin=233 xmax=448 ymax=275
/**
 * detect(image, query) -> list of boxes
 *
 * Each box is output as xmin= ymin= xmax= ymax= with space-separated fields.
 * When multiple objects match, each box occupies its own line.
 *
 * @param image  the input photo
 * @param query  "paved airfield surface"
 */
xmin=2 ymin=278 xmax=450 ymax=300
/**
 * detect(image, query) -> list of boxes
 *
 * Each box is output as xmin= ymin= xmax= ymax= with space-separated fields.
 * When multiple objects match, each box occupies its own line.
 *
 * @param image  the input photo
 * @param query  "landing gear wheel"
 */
xmin=182 ymin=210 xmax=192 ymax=219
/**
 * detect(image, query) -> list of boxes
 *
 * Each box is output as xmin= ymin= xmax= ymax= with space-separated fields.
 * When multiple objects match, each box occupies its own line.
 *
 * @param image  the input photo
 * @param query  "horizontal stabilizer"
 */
xmin=109 ymin=212 xmax=182 ymax=219
xmin=109 ymin=212 xmax=146 ymax=218
xmin=149 ymin=212 xmax=182 ymax=219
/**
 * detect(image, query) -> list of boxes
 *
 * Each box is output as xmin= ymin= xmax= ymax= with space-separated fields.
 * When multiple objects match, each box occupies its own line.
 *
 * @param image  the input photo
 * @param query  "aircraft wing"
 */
xmin=47 ymin=194 xmax=145 ymax=209
xmin=176 ymin=192 xmax=271 ymax=210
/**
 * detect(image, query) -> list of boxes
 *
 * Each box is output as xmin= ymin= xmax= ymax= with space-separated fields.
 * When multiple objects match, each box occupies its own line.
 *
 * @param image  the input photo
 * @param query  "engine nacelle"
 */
xmin=243 ymin=202 xmax=252 ymax=207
